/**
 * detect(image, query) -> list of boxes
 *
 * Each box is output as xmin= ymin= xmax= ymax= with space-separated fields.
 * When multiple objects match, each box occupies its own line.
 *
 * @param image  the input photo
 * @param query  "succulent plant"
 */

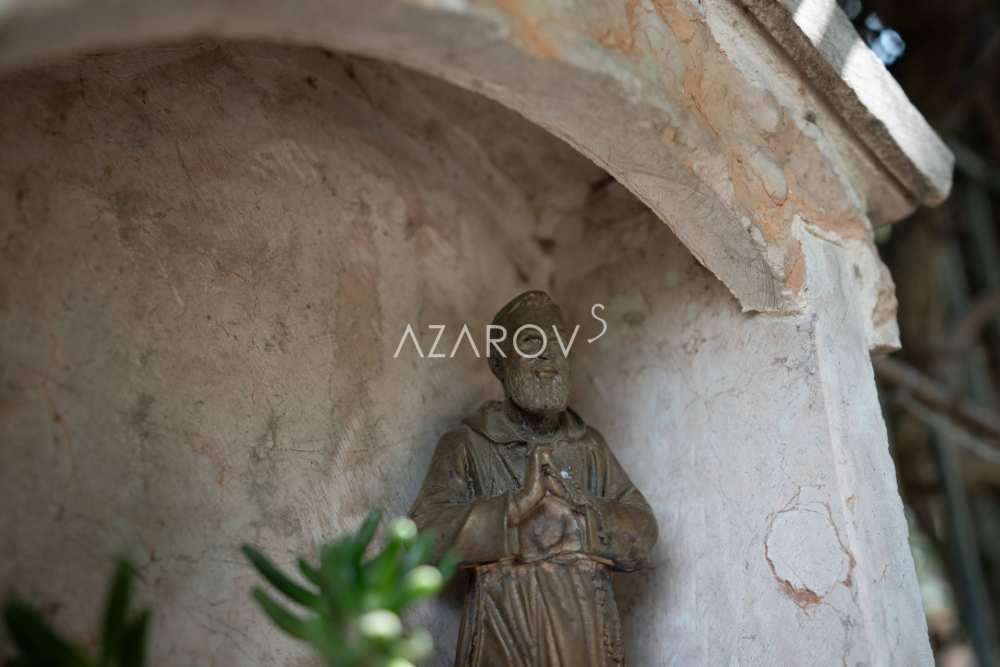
xmin=243 ymin=511 xmax=457 ymax=667
xmin=3 ymin=561 xmax=150 ymax=667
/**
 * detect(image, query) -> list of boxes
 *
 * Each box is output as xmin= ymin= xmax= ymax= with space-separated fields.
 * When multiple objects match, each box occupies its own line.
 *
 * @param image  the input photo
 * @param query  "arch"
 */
xmin=0 ymin=0 xmax=916 ymax=313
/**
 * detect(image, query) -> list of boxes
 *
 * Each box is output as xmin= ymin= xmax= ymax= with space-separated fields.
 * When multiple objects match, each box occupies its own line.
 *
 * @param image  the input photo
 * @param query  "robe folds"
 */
xmin=409 ymin=402 xmax=657 ymax=667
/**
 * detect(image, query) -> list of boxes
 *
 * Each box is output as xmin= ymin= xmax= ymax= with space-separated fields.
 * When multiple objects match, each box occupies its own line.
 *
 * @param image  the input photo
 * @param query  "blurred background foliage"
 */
xmin=849 ymin=0 xmax=1000 ymax=664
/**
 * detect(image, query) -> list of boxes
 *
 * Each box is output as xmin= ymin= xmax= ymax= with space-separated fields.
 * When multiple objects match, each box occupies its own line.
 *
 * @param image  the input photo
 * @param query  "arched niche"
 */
xmin=0 ymin=2 xmax=943 ymax=663
xmin=0 ymin=0 xmax=947 ymax=319
xmin=0 ymin=39 xmax=699 ymax=665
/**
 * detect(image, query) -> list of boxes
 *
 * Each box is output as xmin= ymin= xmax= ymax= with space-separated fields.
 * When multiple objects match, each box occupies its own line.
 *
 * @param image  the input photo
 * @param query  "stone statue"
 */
xmin=409 ymin=291 xmax=658 ymax=667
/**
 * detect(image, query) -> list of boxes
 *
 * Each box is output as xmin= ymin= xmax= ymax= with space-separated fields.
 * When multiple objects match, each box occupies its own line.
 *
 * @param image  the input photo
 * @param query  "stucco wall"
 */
xmin=0 ymin=38 xmax=930 ymax=667
xmin=558 ymin=184 xmax=930 ymax=666
xmin=0 ymin=42 xmax=605 ymax=665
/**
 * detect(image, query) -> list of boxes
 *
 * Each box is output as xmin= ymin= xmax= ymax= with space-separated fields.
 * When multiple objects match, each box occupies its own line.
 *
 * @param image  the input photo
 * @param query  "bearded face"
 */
xmin=501 ymin=325 xmax=571 ymax=415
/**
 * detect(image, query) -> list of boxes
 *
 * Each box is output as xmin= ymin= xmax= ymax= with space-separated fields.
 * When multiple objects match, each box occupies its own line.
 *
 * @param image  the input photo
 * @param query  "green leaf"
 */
xmin=363 ymin=540 xmax=402 ymax=607
xmin=301 ymin=616 xmax=346 ymax=662
xmin=320 ymin=539 xmax=360 ymax=613
xmin=436 ymin=550 xmax=460 ymax=584
xmin=3 ymin=599 xmax=90 ymax=667
xmin=242 ymin=546 xmax=321 ymax=609
xmin=100 ymin=561 xmax=133 ymax=666
xmin=296 ymin=558 xmax=323 ymax=588
xmin=347 ymin=511 xmax=382 ymax=564
xmin=251 ymin=589 xmax=311 ymax=641
xmin=401 ymin=534 xmax=435 ymax=572
xmin=117 ymin=610 xmax=150 ymax=667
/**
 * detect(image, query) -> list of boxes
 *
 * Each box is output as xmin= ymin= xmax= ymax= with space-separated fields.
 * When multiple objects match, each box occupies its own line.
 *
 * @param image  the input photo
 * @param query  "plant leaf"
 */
xmin=436 ymin=550 xmax=461 ymax=584
xmin=100 ymin=561 xmax=133 ymax=666
xmin=242 ymin=546 xmax=320 ymax=609
xmin=300 ymin=616 xmax=346 ymax=662
xmin=3 ymin=599 xmax=90 ymax=667
xmin=320 ymin=539 xmax=359 ymax=614
xmin=117 ymin=610 xmax=150 ymax=667
xmin=296 ymin=558 xmax=323 ymax=588
xmin=344 ymin=511 xmax=381 ymax=568
xmin=251 ymin=589 xmax=311 ymax=641
xmin=401 ymin=533 xmax=435 ymax=572
xmin=362 ymin=541 xmax=402 ymax=609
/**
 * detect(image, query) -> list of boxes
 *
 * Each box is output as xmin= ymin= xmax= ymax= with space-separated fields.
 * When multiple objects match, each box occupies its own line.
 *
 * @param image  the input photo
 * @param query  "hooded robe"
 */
xmin=409 ymin=402 xmax=658 ymax=667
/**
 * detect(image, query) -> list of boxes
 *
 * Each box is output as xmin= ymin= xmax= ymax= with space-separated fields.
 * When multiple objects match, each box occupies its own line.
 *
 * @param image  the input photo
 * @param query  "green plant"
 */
xmin=242 ymin=511 xmax=457 ymax=667
xmin=3 ymin=561 xmax=150 ymax=667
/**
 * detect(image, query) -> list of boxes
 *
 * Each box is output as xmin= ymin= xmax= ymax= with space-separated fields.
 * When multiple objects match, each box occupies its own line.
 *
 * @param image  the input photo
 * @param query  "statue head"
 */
xmin=489 ymin=291 xmax=571 ymax=416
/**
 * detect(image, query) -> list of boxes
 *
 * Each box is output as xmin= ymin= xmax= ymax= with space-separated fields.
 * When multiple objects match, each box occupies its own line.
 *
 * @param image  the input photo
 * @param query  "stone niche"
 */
xmin=0 ymin=1 xmax=949 ymax=665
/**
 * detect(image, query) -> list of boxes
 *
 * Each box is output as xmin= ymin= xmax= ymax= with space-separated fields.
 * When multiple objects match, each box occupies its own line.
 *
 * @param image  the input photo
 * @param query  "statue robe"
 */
xmin=409 ymin=402 xmax=658 ymax=667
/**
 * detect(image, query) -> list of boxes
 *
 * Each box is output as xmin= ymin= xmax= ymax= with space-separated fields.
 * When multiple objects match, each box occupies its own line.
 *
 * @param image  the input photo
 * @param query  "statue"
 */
xmin=409 ymin=291 xmax=658 ymax=667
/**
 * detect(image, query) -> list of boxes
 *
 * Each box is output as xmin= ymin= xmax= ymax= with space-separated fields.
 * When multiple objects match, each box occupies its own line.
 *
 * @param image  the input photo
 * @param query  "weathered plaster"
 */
xmin=739 ymin=0 xmax=954 ymax=205
xmin=0 ymin=1 xmax=945 ymax=662
xmin=557 ymin=185 xmax=930 ymax=665
xmin=0 ymin=44 xmax=605 ymax=665
xmin=0 ymin=0 xmax=947 ymax=320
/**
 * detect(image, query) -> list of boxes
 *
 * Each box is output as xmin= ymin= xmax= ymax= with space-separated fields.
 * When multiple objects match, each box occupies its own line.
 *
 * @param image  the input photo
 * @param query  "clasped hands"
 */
xmin=508 ymin=443 xmax=591 ymax=561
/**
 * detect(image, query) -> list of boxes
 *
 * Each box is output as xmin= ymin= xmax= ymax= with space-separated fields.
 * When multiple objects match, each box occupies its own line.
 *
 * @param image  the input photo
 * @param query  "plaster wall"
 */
xmin=0 ymin=42 xmax=604 ymax=665
xmin=0 ymin=38 xmax=931 ymax=667
xmin=558 ymin=185 xmax=931 ymax=665
xmin=0 ymin=0 xmax=953 ymax=319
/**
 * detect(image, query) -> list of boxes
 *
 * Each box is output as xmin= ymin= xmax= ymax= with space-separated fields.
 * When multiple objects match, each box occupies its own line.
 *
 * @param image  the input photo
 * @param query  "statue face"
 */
xmin=501 ymin=317 xmax=571 ymax=415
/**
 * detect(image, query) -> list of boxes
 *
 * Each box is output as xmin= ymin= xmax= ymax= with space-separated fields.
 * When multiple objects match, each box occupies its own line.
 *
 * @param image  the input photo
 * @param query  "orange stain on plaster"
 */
xmin=784 ymin=243 xmax=806 ymax=294
xmin=781 ymin=580 xmax=823 ymax=608
xmin=645 ymin=0 xmax=872 ymax=296
xmin=651 ymin=0 xmax=697 ymax=43
xmin=592 ymin=25 xmax=635 ymax=54
xmin=487 ymin=0 xmax=560 ymax=60
xmin=479 ymin=0 xmax=873 ymax=300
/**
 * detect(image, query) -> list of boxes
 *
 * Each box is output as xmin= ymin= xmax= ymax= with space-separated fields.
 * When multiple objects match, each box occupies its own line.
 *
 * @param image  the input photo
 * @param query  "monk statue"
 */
xmin=409 ymin=291 xmax=658 ymax=667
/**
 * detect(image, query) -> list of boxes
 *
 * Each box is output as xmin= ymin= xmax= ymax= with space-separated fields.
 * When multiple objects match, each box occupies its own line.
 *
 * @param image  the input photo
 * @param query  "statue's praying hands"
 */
xmin=511 ymin=444 xmax=588 ymax=561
